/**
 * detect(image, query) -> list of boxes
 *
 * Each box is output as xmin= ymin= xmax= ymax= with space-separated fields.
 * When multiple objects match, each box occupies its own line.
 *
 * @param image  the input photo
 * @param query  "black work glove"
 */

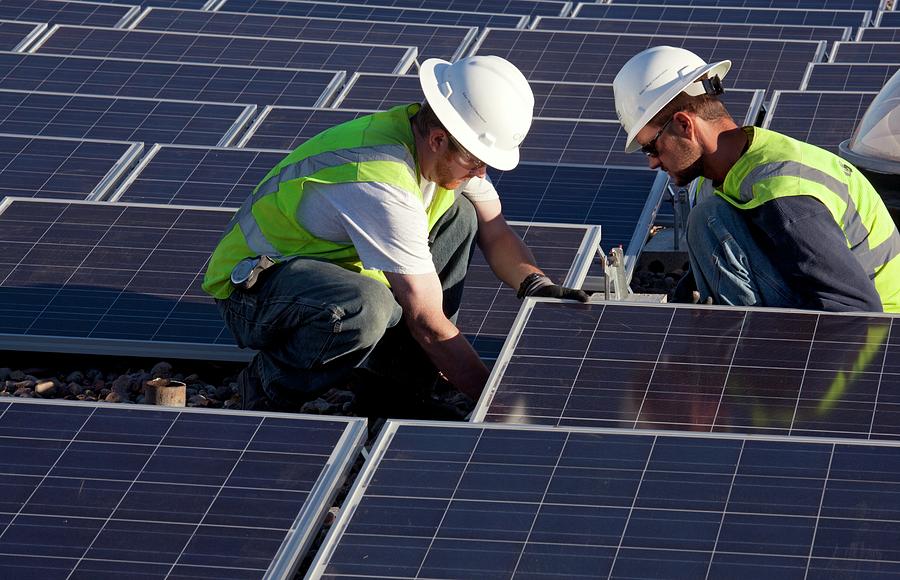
xmin=517 ymin=273 xmax=590 ymax=303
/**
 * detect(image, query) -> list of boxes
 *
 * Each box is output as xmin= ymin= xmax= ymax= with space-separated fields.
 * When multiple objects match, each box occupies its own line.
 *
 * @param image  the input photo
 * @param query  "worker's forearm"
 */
xmin=405 ymin=316 xmax=489 ymax=399
xmin=480 ymin=232 xmax=541 ymax=288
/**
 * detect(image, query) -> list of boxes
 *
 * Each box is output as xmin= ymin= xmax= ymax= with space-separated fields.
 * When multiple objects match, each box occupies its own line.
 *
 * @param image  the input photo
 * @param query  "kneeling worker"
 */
xmin=614 ymin=46 xmax=900 ymax=312
xmin=202 ymin=55 xmax=589 ymax=413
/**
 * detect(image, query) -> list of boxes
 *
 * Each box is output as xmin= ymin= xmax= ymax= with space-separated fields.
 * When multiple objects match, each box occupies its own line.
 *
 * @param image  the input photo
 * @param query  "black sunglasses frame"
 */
xmin=640 ymin=116 xmax=675 ymax=158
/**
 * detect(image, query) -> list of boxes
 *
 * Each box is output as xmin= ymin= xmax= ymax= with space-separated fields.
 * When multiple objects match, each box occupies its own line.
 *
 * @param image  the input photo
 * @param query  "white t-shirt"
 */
xmin=296 ymin=175 xmax=499 ymax=274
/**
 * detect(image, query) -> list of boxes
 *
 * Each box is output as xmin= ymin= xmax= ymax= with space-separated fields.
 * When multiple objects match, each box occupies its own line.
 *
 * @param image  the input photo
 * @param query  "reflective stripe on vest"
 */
xmin=202 ymin=103 xmax=456 ymax=299
xmin=717 ymin=127 xmax=900 ymax=312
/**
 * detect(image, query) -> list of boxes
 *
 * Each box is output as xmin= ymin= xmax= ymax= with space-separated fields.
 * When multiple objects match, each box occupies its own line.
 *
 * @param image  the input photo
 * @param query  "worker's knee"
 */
xmin=345 ymin=279 xmax=401 ymax=348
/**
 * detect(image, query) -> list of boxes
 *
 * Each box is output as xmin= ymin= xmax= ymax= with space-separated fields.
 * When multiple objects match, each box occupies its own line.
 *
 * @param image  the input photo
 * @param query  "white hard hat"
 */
xmin=419 ymin=55 xmax=534 ymax=171
xmin=613 ymin=46 xmax=731 ymax=153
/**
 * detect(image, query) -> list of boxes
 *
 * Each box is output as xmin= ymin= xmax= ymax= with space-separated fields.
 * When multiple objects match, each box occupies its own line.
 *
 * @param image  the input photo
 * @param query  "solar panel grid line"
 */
xmin=605 ymin=0 xmax=886 ymax=12
xmin=531 ymin=16 xmax=853 ymax=47
xmin=259 ymin=0 xmax=574 ymax=18
xmin=308 ymin=419 xmax=900 ymax=579
xmin=213 ymin=0 xmax=530 ymax=29
xmin=2 ymin=20 xmax=48 ymax=52
xmin=0 ymin=397 xmax=367 ymax=579
xmin=830 ymin=40 xmax=900 ymax=63
xmin=571 ymin=2 xmax=873 ymax=29
xmin=128 ymin=6 xmax=480 ymax=62
xmin=0 ymin=89 xmax=257 ymax=147
xmin=856 ymin=26 xmax=900 ymax=41
xmin=800 ymin=62 xmax=900 ymax=90
xmin=106 ymin=142 xmax=289 ymax=205
xmin=761 ymin=90 xmax=877 ymax=153
xmin=470 ymin=300 xmax=900 ymax=438
xmin=29 ymin=24 xmax=420 ymax=75
xmin=0 ymin=52 xmax=348 ymax=109
xmin=466 ymin=27 xmax=827 ymax=95
xmin=0 ymin=0 xmax=141 ymax=28
xmin=0 ymin=133 xmax=144 ymax=202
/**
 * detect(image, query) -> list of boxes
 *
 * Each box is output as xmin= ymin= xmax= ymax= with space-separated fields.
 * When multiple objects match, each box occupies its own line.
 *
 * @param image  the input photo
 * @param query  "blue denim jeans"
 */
xmin=686 ymin=195 xmax=799 ymax=308
xmin=217 ymin=195 xmax=478 ymax=404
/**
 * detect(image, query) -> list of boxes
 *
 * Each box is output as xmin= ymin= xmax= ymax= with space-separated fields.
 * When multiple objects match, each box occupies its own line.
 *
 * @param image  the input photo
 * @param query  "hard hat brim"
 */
xmin=624 ymin=59 xmax=731 ymax=153
xmin=419 ymin=58 xmax=520 ymax=171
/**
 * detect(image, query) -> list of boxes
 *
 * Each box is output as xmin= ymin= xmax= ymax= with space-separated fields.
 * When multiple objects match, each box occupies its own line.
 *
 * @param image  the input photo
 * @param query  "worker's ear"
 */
xmin=428 ymin=128 xmax=448 ymax=153
xmin=672 ymin=111 xmax=695 ymax=141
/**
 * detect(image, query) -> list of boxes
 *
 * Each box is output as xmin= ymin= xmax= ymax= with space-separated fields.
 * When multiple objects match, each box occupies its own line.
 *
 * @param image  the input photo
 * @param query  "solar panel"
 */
xmin=801 ymin=62 xmax=899 ymax=90
xmin=332 ymin=73 xmax=765 ymax=126
xmin=240 ymin=106 xmax=648 ymax=167
xmin=0 ymin=0 xmax=138 ymax=28
xmin=462 ymin=223 xmax=597 ymax=360
xmin=0 ymin=398 xmax=365 ymax=580
xmin=31 ymin=25 xmax=418 ymax=75
xmin=0 ymin=20 xmax=46 ymax=51
xmin=879 ymin=11 xmax=900 ymax=27
xmin=91 ymin=0 xmax=210 ymax=7
xmin=762 ymin=90 xmax=875 ymax=153
xmin=573 ymin=2 xmax=872 ymax=29
xmin=215 ymin=0 xmax=528 ymax=28
xmin=0 ymin=134 xmax=142 ymax=202
xmin=264 ymin=0 xmax=571 ymax=17
xmin=0 ymin=51 xmax=344 ymax=108
xmin=0 ymin=89 xmax=254 ymax=146
xmin=533 ymin=17 xmax=851 ymax=48
xmin=606 ymin=0 xmax=885 ymax=11
xmin=131 ymin=8 xmax=478 ymax=62
xmin=311 ymin=420 xmax=900 ymax=579
xmin=473 ymin=300 xmax=900 ymax=439
xmin=830 ymin=41 xmax=900 ymax=63
xmin=856 ymin=27 xmax=900 ymax=42
xmin=469 ymin=28 xmax=826 ymax=95
xmin=110 ymin=144 xmax=287 ymax=206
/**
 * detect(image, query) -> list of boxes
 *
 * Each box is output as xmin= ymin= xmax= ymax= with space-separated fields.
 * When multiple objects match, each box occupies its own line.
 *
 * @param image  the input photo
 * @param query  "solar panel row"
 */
xmin=131 ymin=7 xmax=479 ymax=62
xmin=310 ymin=420 xmax=900 ymax=579
xmin=0 ymin=52 xmax=344 ymax=108
xmin=0 ymin=19 xmax=47 ymax=52
xmin=0 ymin=398 xmax=366 ymax=579
xmin=801 ymin=62 xmax=899 ymax=91
xmin=830 ymin=40 xmax=900 ymax=63
xmin=606 ymin=0 xmax=885 ymax=12
xmin=762 ymin=90 xmax=876 ymax=153
xmin=0 ymin=0 xmax=138 ymax=28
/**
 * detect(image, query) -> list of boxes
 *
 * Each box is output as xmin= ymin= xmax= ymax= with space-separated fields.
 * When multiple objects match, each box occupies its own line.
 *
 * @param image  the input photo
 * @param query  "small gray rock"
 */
xmin=65 ymin=370 xmax=84 ymax=384
xmin=105 ymin=392 xmax=123 ymax=403
xmin=9 ymin=370 xmax=25 ymax=381
xmin=13 ymin=387 xmax=33 ymax=398
xmin=300 ymin=398 xmax=332 ymax=414
xmin=0 ymin=368 xmax=11 ymax=382
xmin=188 ymin=394 xmax=210 ymax=407
xmin=111 ymin=375 xmax=130 ymax=397
xmin=35 ymin=380 xmax=58 ymax=396
xmin=150 ymin=362 xmax=172 ymax=379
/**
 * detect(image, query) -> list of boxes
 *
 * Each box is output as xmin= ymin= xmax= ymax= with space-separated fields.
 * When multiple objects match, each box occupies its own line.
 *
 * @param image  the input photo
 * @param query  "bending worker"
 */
xmin=614 ymin=46 xmax=900 ymax=312
xmin=202 ymin=55 xmax=588 ymax=413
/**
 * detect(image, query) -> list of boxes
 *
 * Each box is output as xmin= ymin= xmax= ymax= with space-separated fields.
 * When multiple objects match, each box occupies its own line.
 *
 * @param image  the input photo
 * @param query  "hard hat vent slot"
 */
xmin=439 ymin=81 xmax=453 ymax=98
xmin=479 ymin=132 xmax=496 ymax=147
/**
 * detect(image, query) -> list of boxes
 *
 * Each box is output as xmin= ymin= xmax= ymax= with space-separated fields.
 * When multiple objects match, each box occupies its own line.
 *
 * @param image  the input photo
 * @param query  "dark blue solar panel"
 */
xmin=0 ymin=0 xmax=136 ymax=27
xmin=0 ymin=52 xmax=343 ymax=107
xmin=472 ymin=29 xmax=825 ymax=94
xmin=880 ymin=11 xmax=900 ymax=27
xmin=133 ymin=8 xmax=476 ymax=61
xmin=0 ymin=199 xmax=237 ymax=354
xmin=462 ymin=224 xmax=592 ymax=360
xmin=0 ymin=20 xmax=44 ymax=51
xmin=607 ymin=0 xmax=884 ymax=11
xmin=243 ymin=107 xmax=643 ymax=166
xmin=335 ymin=73 xmax=763 ymax=125
xmin=88 ymin=0 xmax=209 ymax=7
xmin=574 ymin=2 xmax=871 ymax=28
xmin=857 ymin=27 xmax=900 ymax=41
xmin=535 ymin=17 xmax=850 ymax=48
xmin=275 ymin=0 xmax=569 ymax=17
xmin=34 ymin=25 xmax=417 ymax=74
xmin=311 ymin=421 xmax=900 ymax=578
xmin=216 ymin=0 xmax=527 ymax=28
xmin=0 ymin=90 xmax=252 ymax=146
xmin=112 ymin=145 xmax=286 ymax=206
xmin=476 ymin=300 xmax=900 ymax=439
xmin=831 ymin=41 xmax=900 ymax=63
xmin=0 ymin=134 xmax=141 ymax=202
xmin=802 ymin=62 xmax=899 ymax=90
xmin=0 ymin=398 xmax=364 ymax=579
xmin=763 ymin=90 xmax=875 ymax=153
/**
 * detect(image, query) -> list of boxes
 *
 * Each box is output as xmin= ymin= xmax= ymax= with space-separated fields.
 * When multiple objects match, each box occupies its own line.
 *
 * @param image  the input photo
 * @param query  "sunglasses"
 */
xmin=640 ymin=116 xmax=674 ymax=158
xmin=447 ymin=132 xmax=486 ymax=170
